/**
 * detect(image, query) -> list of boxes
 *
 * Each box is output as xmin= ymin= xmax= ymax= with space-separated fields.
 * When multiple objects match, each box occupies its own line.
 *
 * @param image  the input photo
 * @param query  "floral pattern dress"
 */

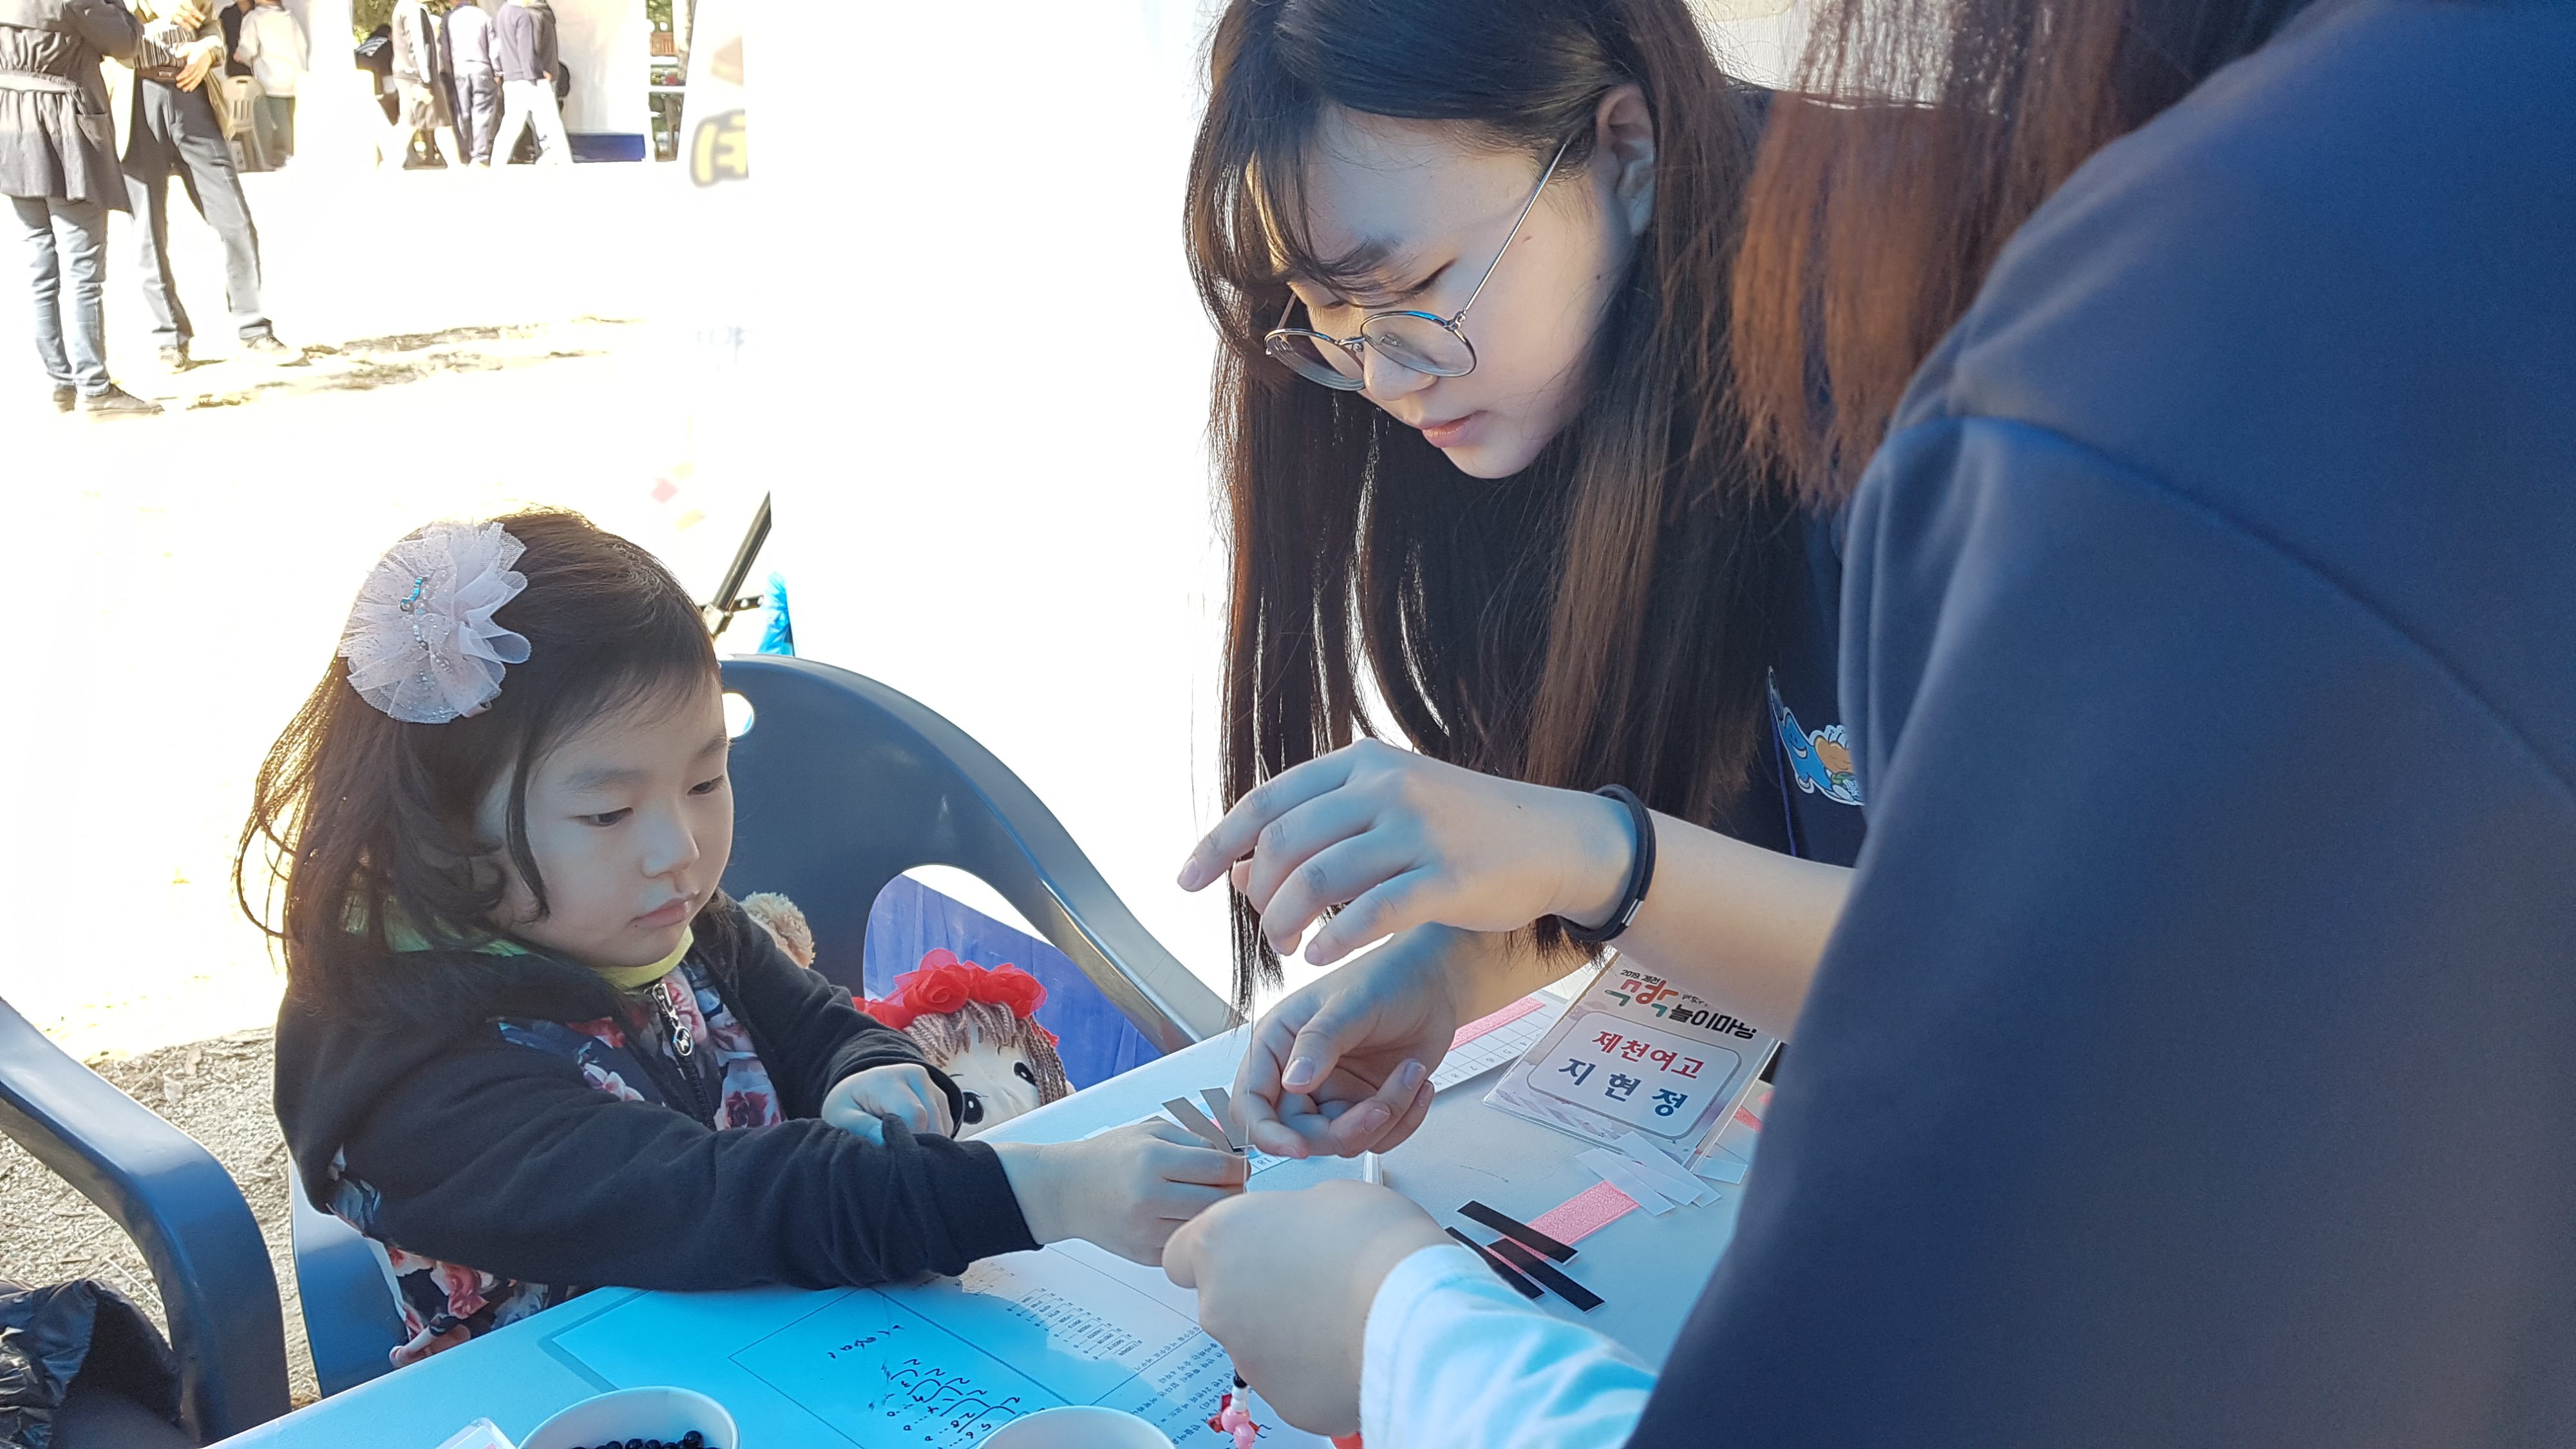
xmin=325 ymin=961 xmax=783 ymax=1366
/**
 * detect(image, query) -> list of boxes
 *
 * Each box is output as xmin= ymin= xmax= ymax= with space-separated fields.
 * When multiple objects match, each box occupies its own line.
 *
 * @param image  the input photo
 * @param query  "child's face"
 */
xmin=480 ymin=677 xmax=734 ymax=970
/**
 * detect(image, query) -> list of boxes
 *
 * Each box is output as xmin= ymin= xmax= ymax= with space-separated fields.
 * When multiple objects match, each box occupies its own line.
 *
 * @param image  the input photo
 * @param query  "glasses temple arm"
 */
xmin=1451 ymin=135 xmax=1577 ymax=324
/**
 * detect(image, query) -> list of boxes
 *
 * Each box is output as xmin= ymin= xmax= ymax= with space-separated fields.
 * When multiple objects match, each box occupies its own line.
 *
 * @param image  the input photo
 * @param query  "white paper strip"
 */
xmin=1576 ymin=1148 xmax=1678 ymax=1215
xmin=1614 ymin=1132 xmax=1719 ymax=1206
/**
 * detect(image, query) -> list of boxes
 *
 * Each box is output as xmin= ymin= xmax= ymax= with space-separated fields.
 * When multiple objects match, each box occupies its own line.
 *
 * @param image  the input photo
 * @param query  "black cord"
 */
xmin=1560 ymin=784 xmax=1656 ymax=945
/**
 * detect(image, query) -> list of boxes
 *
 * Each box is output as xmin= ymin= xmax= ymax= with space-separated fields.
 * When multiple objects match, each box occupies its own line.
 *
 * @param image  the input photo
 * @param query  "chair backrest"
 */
xmin=0 ymin=997 xmax=290 ymax=1443
xmin=286 ymin=1169 xmax=407 ymax=1398
xmin=717 ymin=656 xmax=1233 ymax=1053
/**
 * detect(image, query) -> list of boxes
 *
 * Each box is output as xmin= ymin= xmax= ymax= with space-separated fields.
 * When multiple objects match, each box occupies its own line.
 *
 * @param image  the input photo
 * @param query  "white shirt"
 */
xmin=1361 ymin=1245 xmax=1654 ymax=1449
xmin=232 ymin=4 xmax=307 ymax=96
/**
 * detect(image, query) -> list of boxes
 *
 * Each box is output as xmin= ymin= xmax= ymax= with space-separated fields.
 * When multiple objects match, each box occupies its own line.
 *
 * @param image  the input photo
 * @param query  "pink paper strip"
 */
xmin=1450 ymin=994 xmax=1547 ymax=1049
xmin=1528 ymin=1180 xmax=1640 ymax=1245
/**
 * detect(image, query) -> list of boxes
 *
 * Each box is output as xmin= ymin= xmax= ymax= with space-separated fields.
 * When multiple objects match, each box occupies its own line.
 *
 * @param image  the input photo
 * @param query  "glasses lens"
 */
xmin=1265 ymin=332 xmax=1366 ymax=389
xmin=1363 ymin=314 xmax=1474 ymax=377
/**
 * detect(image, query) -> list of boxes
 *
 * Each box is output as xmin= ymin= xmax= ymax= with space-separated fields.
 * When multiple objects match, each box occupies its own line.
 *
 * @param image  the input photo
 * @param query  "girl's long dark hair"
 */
xmin=238 ymin=508 xmax=719 ymax=1016
xmin=1188 ymin=0 xmax=1795 ymax=1006
xmin=1732 ymin=0 xmax=2319 ymax=502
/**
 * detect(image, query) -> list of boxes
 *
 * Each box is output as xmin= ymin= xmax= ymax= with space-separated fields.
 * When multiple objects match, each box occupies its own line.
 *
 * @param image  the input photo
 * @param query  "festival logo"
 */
xmin=1768 ymin=670 xmax=1862 ymax=806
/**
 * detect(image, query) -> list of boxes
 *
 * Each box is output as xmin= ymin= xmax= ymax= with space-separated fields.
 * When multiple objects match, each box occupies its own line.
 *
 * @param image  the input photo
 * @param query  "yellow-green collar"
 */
xmin=592 ymin=928 xmax=694 ymax=990
xmin=375 ymin=899 xmax=690 ymax=989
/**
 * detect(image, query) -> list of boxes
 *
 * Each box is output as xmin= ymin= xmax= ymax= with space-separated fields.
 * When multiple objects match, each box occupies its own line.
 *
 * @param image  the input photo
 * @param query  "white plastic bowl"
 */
xmin=517 ymin=1387 xmax=740 ymax=1449
xmin=976 ymin=1405 xmax=1174 ymax=1449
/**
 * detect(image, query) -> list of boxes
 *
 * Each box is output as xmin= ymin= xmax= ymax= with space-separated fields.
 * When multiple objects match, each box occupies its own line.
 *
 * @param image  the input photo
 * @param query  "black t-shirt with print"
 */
xmin=1707 ymin=509 xmax=1866 ymax=867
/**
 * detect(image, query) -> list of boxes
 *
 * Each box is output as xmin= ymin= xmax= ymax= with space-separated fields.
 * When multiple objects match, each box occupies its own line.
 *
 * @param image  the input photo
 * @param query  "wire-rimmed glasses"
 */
xmin=1264 ymin=135 xmax=1577 ymax=391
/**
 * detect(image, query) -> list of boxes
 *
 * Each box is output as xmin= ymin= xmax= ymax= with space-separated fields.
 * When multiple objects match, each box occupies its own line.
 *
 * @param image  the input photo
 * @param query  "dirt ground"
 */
xmin=0 ymin=1030 xmax=317 ymax=1407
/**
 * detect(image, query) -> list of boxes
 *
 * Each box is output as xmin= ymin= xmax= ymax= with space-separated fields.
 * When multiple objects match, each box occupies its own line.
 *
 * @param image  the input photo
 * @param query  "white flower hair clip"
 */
xmin=339 ymin=520 xmax=533 ymax=723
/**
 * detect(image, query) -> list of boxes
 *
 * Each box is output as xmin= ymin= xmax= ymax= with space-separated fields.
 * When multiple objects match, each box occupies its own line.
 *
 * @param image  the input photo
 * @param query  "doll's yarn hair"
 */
xmin=903 ymin=999 xmax=1072 ymax=1103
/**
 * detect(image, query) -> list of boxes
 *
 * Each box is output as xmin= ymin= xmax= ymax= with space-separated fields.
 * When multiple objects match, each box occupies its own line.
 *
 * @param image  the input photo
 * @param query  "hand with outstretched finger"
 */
xmin=1176 ymin=738 xmax=1633 ymax=969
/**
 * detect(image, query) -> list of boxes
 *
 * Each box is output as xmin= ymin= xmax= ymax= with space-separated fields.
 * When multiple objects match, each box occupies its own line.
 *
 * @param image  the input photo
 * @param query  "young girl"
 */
xmin=243 ymin=509 xmax=1242 ymax=1365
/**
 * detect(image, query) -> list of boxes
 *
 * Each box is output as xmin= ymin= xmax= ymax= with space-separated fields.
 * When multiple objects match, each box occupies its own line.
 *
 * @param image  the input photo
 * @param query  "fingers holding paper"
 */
xmin=1166 ymin=1181 xmax=1452 ymax=1437
xmin=997 ymin=1120 xmax=1249 ymax=1268
xmin=1227 ymin=928 xmax=1455 ymax=1159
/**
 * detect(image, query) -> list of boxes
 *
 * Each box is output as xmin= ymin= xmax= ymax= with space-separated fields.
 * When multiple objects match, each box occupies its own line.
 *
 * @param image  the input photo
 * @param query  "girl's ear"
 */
xmin=1593 ymin=83 xmax=1656 ymax=239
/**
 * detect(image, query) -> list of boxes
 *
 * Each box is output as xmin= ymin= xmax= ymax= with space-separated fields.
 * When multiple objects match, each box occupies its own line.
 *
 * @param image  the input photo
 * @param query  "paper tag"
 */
xmin=1575 ymin=1149 xmax=1677 ymax=1215
xmin=1484 ymin=960 xmax=1782 ymax=1157
xmin=431 ymin=1421 xmax=516 ymax=1449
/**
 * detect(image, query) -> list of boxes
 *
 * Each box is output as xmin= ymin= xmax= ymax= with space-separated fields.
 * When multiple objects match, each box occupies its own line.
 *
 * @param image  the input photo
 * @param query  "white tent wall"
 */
xmin=552 ymin=0 xmax=649 ymax=138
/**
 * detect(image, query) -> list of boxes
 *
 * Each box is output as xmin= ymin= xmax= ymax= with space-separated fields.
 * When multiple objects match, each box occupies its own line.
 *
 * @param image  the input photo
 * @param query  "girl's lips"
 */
xmin=635 ymin=897 xmax=693 ymax=930
xmin=1418 ymin=413 xmax=1478 ymax=448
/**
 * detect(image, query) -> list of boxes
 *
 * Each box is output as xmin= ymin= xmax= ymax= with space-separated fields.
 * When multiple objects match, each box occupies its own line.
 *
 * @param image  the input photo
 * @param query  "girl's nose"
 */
xmin=1359 ymin=344 xmax=1437 ymax=404
xmin=641 ymin=812 xmax=703 ymax=878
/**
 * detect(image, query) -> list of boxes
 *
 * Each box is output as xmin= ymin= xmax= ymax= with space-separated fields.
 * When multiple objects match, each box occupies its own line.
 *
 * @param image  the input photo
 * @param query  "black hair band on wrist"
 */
xmin=1559 ymin=783 xmax=1656 ymax=946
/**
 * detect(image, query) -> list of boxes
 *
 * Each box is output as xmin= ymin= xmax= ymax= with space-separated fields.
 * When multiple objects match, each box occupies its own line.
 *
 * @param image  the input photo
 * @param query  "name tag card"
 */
xmin=1484 ymin=958 xmax=1780 ymax=1170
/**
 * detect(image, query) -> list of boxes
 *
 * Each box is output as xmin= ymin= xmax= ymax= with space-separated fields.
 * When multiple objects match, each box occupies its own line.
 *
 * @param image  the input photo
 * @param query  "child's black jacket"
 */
xmin=274 ymin=895 xmax=1039 ymax=1293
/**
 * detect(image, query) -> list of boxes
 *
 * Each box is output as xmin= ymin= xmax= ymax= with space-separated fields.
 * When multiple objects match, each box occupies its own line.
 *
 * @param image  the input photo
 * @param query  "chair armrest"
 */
xmin=0 ymin=997 xmax=290 ymax=1443
xmin=287 ymin=1168 xmax=404 ymax=1397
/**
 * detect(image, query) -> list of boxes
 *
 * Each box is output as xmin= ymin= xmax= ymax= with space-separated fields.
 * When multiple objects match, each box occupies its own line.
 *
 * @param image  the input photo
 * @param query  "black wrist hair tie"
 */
xmin=1560 ymin=784 xmax=1656 ymax=946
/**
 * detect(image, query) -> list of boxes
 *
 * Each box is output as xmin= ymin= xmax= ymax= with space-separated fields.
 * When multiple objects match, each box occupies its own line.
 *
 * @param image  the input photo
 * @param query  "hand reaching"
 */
xmin=1226 ymin=926 xmax=1463 ymax=1159
xmin=995 ymin=1120 xmax=1248 ymax=1265
xmin=820 ymin=1063 xmax=954 ymax=1143
xmin=1164 ymin=1181 xmax=1451 ymax=1437
xmin=1177 ymin=738 xmax=1633 ymax=968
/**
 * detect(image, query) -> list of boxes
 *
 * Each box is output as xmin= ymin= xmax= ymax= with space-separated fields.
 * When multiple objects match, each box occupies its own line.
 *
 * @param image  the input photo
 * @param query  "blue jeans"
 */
xmin=125 ymin=80 xmax=270 ymax=348
xmin=10 ymin=195 xmax=109 ymax=395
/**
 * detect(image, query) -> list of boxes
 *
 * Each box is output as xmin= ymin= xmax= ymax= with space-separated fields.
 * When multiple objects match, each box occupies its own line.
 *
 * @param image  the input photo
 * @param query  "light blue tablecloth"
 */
xmin=215 ymin=1027 xmax=1740 ymax=1447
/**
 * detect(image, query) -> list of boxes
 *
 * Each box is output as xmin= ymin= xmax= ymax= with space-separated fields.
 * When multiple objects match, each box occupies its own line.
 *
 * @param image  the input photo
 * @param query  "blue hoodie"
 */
xmin=1633 ymin=1 xmax=2576 ymax=1443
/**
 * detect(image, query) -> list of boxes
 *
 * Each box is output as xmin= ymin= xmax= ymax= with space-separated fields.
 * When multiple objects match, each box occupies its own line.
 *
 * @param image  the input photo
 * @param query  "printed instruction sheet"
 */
xmin=545 ymin=1239 xmax=1327 ymax=1448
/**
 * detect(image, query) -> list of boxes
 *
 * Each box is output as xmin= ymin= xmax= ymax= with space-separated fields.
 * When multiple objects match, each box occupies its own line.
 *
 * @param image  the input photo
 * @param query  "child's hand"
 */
xmin=822 ymin=1064 xmax=956 ymax=1143
xmin=994 ymin=1121 xmax=1249 ymax=1265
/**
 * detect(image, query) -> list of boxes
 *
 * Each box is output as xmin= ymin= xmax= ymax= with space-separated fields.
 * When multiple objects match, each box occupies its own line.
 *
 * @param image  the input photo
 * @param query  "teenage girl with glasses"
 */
xmin=1177 ymin=0 xmax=2576 ymax=1443
xmin=1177 ymin=0 xmax=1864 ymax=1160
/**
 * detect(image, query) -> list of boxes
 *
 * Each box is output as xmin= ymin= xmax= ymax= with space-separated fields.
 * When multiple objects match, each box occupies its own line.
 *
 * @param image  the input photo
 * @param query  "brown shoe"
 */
xmin=82 ymin=385 xmax=164 ymax=418
xmin=52 ymin=386 xmax=75 ymax=413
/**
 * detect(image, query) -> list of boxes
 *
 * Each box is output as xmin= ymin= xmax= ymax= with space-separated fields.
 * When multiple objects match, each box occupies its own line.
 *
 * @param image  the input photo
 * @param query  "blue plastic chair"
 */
xmin=717 ymin=656 xmax=1232 ymax=1053
xmin=0 ymin=996 xmax=290 ymax=1444
xmin=287 ymin=1170 xmax=408 ymax=1398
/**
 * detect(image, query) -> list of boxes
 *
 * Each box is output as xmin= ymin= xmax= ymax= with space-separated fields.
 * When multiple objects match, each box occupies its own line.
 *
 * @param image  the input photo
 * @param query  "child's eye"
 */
xmin=689 ymin=775 xmax=726 ymax=796
xmin=580 ymin=808 xmax=632 ymax=828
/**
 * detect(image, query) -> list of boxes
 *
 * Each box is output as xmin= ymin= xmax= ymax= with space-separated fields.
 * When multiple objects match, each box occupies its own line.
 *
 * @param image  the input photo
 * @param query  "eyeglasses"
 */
xmin=1264 ymin=135 xmax=1575 ymax=392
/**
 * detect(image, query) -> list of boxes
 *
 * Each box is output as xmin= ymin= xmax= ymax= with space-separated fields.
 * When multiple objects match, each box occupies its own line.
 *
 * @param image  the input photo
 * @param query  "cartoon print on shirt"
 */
xmin=1770 ymin=669 xmax=1862 ymax=806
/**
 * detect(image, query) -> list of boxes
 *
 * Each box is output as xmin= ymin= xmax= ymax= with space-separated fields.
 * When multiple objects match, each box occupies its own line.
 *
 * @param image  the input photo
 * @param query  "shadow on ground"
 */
xmin=162 ymin=317 xmax=644 ymax=411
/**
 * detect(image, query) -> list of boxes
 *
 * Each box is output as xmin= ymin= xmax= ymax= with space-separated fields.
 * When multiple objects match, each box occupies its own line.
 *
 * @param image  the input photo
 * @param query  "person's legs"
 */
xmin=126 ymin=91 xmax=193 ymax=357
xmin=462 ymin=74 xmax=497 ymax=164
xmin=166 ymin=85 xmax=272 ymax=343
xmin=50 ymin=198 xmax=109 ymax=394
xmin=493 ymin=78 xmax=535 ymax=164
xmin=10 ymin=196 xmax=73 ymax=390
xmin=276 ymin=95 xmax=296 ymax=157
xmin=249 ymin=94 xmax=283 ymax=166
xmin=532 ymin=82 xmax=571 ymax=165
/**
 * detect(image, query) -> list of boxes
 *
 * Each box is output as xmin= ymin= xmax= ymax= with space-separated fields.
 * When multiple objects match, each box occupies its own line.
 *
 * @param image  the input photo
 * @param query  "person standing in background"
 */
xmin=442 ymin=0 xmax=495 ymax=167
xmin=383 ymin=0 xmax=459 ymax=167
xmin=213 ymin=0 xmax=245 ymax=75
xmin=489 ymin=0 xmax=565 ymax=165
xmin=120 ymin=0 xmax=294 ymax=369
xmin=2 ymin=0 xmax=161 ymax=414
xmin=231 ymin=0 xmax=302 ymax=166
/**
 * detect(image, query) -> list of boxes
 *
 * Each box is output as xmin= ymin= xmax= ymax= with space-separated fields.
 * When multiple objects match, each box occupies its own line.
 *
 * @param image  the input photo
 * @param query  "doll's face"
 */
xmin=942 ymin=1032 xmax=1046 ymax=1137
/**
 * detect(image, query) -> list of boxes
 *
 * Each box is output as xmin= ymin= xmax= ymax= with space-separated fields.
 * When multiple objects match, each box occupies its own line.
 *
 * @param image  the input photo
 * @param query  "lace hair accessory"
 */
xmin=339 ymin=520 xmax=533 ymax=723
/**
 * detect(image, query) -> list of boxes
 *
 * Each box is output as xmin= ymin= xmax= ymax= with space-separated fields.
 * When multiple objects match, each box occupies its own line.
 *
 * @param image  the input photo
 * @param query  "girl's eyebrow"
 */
xmin=563 ymin=764 xmax=648 ymax=791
